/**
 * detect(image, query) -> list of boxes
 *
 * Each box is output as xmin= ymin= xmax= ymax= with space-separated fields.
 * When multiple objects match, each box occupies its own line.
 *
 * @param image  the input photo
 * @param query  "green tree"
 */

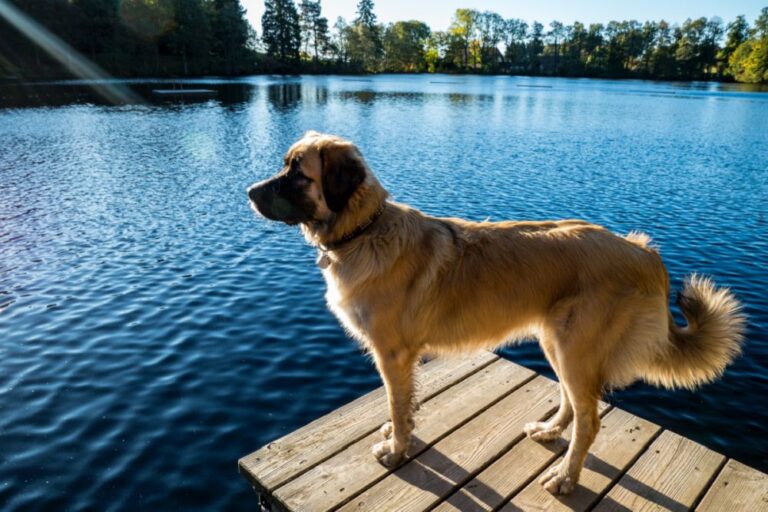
xmin=562 ymin=22 xmax=587 ymax=74
xmin=729 ymin=38 xmax=768 ymax=82
xmin=348 ymin=0 xmax=382 ymax=70
xmin=720 ymin=15 xmax=750 ymax=76
xmin=584 ymin=23 xmax=605 ymax=74
xmin=299 ymin=0 xmax=330 ymax=62
xmin=729 ymin=8 xmax=768 ymax=83
xmin=503 ymin=19 xmax=528 ymax=70
xmin=262 ymin=0 xmax=301 ymax=64
xmin=449 ymin=9 xmax=478 ymax=70
xmin=211 ymin=0 xmax=251 ymax=73
xmin=329 ymin=16 xmax=350 ymax=64
xmin=382 ymin=20 xmax=430 ymax=71
xmin=298 ymin=0 xmax=317 ymax=56
xmin=753 ymin=7 xmax=768 ymax=38
xmin=166 ymin=0 xmax=212 ymax=75
xmin=476 ymin=11 xmax=505 ymax=71
xmin=638 ymin=21 xmax=658 ymax=75
xmin=424 ymin=30 xmax=449 ymax=72
xmin=548 ymin=21 xmax=565 ymax=72
xmin=675 ymin=17 xmax=708 ymax=78
xmin=528 ymin=21 xmax=545 ymax=73
xmin=649 ymin=20 xmax=676 ymax=78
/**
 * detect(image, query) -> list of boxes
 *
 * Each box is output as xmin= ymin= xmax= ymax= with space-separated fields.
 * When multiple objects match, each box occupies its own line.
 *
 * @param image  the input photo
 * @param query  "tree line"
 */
xmin=0 ymin=0 xmax=256 ymax=78
xmin=1 ymin=1 xmax=767 ymax=83
xmin=264 ymin=1 xmax=768 ymax=82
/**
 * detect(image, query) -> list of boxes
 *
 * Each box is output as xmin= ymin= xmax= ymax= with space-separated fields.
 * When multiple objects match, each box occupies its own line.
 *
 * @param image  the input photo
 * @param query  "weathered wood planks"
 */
xmin=238 ymin=351 xmax=498 ymax=494
xmin=435 ymin=400 xmax=611 ymax=512
xmin=274 ymin=358 xmax=534 ymax=511
xmin=336 ymin=376 xmax=560 ymax=512
xmin=505 ymin=408 xmax=661 ymax=512
xmin=697 ymin=459 xmax=768 ymax=512
xmin=592 ymin=430 xmax=725 ymax=512
xmin=238 ymin=352 xmax=767 ymax=512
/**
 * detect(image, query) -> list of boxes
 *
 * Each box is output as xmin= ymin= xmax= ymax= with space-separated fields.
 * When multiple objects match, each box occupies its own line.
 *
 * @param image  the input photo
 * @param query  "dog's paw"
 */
xmin=538 ymin=463 xmax=577 ymax=495
xmin=379 ymin=421 xmax=393 ymax=439
xmin=524 ymin=421 xmax=563 ymax=442
xmin=372 ymin=439 xmax=405 ymax=468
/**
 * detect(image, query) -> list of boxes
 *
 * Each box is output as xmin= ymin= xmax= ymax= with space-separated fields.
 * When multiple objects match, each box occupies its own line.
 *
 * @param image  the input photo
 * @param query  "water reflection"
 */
xmin=2 ymin=76 xmax=767 ymax=111
xmin=267 ymin=82 xmax=302 ymax=110
xmin=0 ymin=81 xmax=255 ymax=108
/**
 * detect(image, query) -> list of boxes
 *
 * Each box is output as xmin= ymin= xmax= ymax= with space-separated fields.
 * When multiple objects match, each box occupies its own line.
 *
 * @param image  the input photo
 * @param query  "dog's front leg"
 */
xmin=371 ymin=348 xmax=417 ymax=467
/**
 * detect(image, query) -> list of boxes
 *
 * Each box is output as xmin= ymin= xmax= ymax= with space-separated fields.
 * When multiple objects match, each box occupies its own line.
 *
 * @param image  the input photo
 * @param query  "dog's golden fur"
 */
xmin=248 ymin=131 xmax=745 ymax=495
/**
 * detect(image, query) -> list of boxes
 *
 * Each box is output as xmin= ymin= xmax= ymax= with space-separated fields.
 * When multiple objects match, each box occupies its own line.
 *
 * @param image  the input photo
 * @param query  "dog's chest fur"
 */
xmin=322 ymin=266 xmax=375 ymax=345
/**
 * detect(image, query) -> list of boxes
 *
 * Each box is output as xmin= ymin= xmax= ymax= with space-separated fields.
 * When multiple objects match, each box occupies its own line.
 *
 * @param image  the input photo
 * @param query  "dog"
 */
xmin=247 ymin=131 xmax=745 ymax=495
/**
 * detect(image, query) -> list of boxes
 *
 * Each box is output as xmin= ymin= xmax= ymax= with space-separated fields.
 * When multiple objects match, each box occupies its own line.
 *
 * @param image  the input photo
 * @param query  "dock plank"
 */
xmin=274 ymin=358 xmax=534 ymax=511
xmin=238 ymin=351 xmax=498 ymax=492
xmin=336 ymin=376 xmax=560 ymax=512
xmin=504 ymin=407 xmax=661 ymax=512
xmin=696 ymin=459 xmax=768 ymax=512
xmin=592 ymin=429 xmax=725 ymax=512
xmin=434 ymin=401 xmax=611 ymax=512
xmin=239 ymin=354 xmax=768 ymax=512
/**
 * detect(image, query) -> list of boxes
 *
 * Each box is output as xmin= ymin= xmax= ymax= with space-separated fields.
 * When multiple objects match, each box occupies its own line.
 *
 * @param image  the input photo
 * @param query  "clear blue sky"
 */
xmin=242 ymin=0 xmax=766 ymax=32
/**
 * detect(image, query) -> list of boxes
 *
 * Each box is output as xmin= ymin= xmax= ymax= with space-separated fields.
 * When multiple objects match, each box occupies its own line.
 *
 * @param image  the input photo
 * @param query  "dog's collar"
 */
xmin=320 ymin=203 xmax=386 ymax=253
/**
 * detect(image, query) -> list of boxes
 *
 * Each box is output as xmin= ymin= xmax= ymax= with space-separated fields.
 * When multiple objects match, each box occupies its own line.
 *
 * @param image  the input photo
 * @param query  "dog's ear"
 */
xmin=320 ymin=142 xmax=366 ymax=212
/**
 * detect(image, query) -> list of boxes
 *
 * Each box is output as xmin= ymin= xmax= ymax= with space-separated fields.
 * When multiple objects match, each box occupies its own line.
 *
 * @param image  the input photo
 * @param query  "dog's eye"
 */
xmin=293 ymin=173 xmax=312 ymax=185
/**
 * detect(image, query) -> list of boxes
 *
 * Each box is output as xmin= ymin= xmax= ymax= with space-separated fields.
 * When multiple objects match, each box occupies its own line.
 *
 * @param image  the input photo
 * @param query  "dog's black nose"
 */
xmin=248 ymin=185 xmax=259 ymax=203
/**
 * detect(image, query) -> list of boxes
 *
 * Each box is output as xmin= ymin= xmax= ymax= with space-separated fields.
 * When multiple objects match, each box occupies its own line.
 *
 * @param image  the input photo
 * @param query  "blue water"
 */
xmin=1 ymin=75 xmax=767 ymax=510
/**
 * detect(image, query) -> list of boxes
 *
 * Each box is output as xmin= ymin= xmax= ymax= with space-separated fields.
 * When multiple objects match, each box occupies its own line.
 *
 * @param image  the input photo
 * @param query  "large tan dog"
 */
xmin=247 ymin=131 xmax=745 ymax=494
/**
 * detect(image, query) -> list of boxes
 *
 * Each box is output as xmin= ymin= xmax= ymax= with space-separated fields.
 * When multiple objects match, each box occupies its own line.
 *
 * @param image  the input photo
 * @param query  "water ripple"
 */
xmin=0 ymin=75 xmax=767 ymax=511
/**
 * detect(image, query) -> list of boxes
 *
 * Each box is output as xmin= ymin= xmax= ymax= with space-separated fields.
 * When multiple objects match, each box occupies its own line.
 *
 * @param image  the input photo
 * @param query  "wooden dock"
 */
xmin=239 ymin=352 xmax=768 ymax=511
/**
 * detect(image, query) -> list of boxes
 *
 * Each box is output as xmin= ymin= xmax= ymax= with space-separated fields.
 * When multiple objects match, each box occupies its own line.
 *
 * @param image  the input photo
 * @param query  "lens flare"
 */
xmin=0 ymin=0 xmax=142 ymax=105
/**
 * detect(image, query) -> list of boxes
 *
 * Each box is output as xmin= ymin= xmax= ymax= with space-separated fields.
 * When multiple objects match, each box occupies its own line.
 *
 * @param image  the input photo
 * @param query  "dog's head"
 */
xmin=247 ymin=131 xmax=370 ymax=226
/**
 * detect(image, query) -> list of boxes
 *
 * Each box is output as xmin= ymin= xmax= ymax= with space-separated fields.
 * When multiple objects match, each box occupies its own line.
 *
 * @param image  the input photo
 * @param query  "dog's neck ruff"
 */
xmin=316 ymin=203 xmax=386 ymax=268
xmin=322 ymin=202 xmax=386 ymax=251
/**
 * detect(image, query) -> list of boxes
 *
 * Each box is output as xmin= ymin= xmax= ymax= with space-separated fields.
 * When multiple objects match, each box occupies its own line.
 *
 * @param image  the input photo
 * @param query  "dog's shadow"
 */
xmin=393 ymin=437 xmax=688 ymax=511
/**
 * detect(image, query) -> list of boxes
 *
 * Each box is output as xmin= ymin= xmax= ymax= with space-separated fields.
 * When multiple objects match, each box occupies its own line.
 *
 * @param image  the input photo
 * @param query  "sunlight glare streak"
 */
xmin=0 ymin=0 xmax=143 ymax=104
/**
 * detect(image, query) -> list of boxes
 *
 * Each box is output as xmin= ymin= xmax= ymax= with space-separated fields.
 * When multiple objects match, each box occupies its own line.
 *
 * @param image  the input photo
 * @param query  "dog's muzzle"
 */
xmin=247 ymin=177 xmax=311 ymax=225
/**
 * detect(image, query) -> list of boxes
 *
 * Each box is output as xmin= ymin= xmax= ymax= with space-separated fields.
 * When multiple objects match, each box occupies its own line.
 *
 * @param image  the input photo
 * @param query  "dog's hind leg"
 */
xmin=524 ymin=334 xmax=573 ymax=441
xmin=538 ymin=350 xmax=602 ymax=495
xmin=371 ymin=347 xmax=418 ymax=467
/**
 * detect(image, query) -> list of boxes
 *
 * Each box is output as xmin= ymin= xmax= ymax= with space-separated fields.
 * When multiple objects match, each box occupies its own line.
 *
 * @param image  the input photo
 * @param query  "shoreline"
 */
xmin=3 ymin=72 xmax=767 ymax=89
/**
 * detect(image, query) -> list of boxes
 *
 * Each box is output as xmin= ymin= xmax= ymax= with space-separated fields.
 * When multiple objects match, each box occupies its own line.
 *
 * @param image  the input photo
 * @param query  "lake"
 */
xmin=1 ymin=75 xmax=767 ymax=511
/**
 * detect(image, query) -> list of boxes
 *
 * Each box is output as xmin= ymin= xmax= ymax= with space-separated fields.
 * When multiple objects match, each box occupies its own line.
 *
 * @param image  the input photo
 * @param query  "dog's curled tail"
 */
xmin=651 ymin=274 xmax=746 ymax=390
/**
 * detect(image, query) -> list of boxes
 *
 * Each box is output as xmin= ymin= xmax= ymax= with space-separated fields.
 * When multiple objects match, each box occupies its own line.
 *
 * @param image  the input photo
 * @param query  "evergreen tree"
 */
xmin=299 ymin=0 xmax=330 ymax=62
xmin=262 ymin=0 xmax=301 ymax=63
xmin=528 ymin=22 xmax=545 ymax=73
xmin=349 ymin=0 xmax=382 ymax=70
xmin=355 ymin=0 xmax=377 ymax=29
xmin=754 ymin=7 xmax=768 ymax=38
xmin=211 ymin=0 xmax=251 ymax=73
xmin=722 ymin=15 xmax=750 ymax=65
xmin=166 ymin=0 xmax=212 ymax=75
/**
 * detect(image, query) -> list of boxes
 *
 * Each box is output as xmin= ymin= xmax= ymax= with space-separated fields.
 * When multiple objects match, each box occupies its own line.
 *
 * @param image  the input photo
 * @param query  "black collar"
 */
xmin=320 ymin=203 xmax=386 ymax=251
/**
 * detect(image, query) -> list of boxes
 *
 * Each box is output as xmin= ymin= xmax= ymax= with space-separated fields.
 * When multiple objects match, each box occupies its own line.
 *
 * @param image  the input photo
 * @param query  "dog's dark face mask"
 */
xmin=248 ymin=134 xmax=366 ymax=226
xmin=247 ymin=157 xmax=316 ymax=225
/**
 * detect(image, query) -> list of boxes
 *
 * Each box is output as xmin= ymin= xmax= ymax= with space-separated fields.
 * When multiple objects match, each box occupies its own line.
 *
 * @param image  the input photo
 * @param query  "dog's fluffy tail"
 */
xmin=649 ymin=274 xmax=746 ymax=390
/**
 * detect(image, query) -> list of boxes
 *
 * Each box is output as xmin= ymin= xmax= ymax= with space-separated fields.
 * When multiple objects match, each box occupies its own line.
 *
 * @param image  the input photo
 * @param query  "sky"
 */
xmin=241 ymin=0 xmax=766 ymax=33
